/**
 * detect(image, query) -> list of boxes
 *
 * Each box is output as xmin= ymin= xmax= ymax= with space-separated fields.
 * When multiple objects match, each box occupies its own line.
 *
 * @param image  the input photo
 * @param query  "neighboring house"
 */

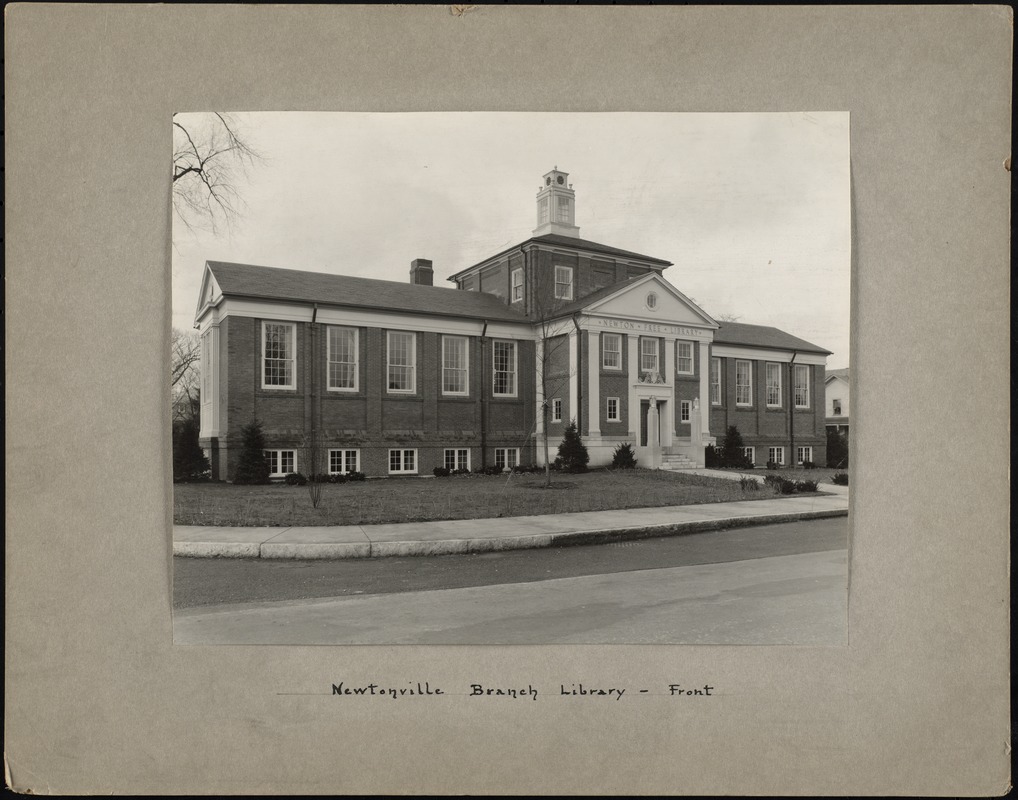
xmin=825 ymin=368 xmax=850 ymax=433
xmin=194 ymin=168 xmax=831 ymax=481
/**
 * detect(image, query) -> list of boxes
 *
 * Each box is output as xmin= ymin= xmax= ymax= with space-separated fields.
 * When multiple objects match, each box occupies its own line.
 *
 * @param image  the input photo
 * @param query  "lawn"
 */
xmin=173 ymin=468 xmax=810 ymax=527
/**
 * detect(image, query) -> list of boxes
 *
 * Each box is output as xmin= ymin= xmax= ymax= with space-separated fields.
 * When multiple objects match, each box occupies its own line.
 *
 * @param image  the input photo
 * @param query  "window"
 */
xmin=640 ymin=338 xmax=659 ymax=373
xmin=680 ymin=400 xmax=691 ymax=423
xmin=494 ymin=448 xmax=520 ymax=470
xmin=387 ymin=331 xmax=416 ymax=393
xmin=676 ymin=341 xmax=693 ymax=375
xmin=768 ymin=447 xmax=785 ymax=466
xmin=511 ymin=268 xmax=524 ymax=302
xmin=606 ymin=397 xmax=620 ymax=422
xmin=551 ymin=398 xmax=562 ymax=423
xmin=328 ymin=449 xmax=360 ymax=475
xmin=538 ymin=197 xmax=549 ymax=224
xmin=264 ymin=449 xmax=296 ymax=477
xmin=794 ymin=364 xmax=810 ymax=408
xmin=554 ymin=266 xmax=573 ymax=300
xmin=602 ymin=333 xmax=622 ymax=369
xmin=444 ymin=448 xmax=470 ymax=472
xmin=736 ymin=360 xmax=752 ymax=406
xmin=765 ymin=363 xmax=782 ymax=407
xmin=710 ymin=357 xmax=722 ymax=405
xmin=646 ymin=292 xmax=658 ymax=310
xmin=797 ymin=446 xmax=813 ymax=466
xmin=742 ymin=447 xmax=756 ymax=465
xmin=262 ymin=322 xmax=295 ymax=389
xmin=389 ymin=449 xmax=417 ymax=474
xmin=442 ymin=336 xmax=469 ymax=395
xmin=492 ymin=340 xmax=517 ymax=396
xmin=327 ymin=326 xmax=358 ymax=391
xmin=833 ymin=399 xmax=842 ymax=415
xmin=556 ymin=196 xmax=570 ymax=222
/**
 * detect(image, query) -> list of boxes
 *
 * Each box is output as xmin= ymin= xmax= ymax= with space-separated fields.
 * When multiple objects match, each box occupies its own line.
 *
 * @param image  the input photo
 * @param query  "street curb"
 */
xmin=172 ymin=508 xmax=847 ymax=560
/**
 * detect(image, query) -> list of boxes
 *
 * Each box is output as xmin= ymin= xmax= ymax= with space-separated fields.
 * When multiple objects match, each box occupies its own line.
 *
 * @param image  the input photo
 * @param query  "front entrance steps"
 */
xmin=659 ymin=453 xmax=697 ymax=470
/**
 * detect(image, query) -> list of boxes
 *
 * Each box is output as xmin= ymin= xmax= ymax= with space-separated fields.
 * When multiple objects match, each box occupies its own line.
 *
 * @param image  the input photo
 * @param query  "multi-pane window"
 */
xmin=602 ymin=333 xmax=622 ymax=369
xmin=511 ymin=269 xmax=524 ymax=303
xmin=263 ymin=322 xmax=295 ymax=388
xmin=494 ymin=448 xmax=520 ymax=470
xmin=389 ymin=449 xmax=417 ymax=474
xmin=797 ymin=446 xmax=813 ymax=466
xmin=264 ymin=449 xmax=296 ymax=477
xmin=736 ymin=360 xmax=752 ymax=406
xmin=640 ymin=339 xmax=659 ymax=373
xmin=554 ymin=266 xmax=573 ymax=300
xmin=538 ymin=197 xmax=549 ymax=224
xmin=765 ymin=363 xmax=782 ymax=407
xmin=606 ymin=397 xmax=620 ymax=422
xmin=742 ymin=447 xmax=755 ymax=465
xmin=327 ymin=326 xmax=358 ymax=391
xmin=557 ymin=196 xmax=570 ymax=222
xmin=710 ymin=357 xmax=722 ymax=405
xmin=794 ymin=364 xmax=810 ymax=408
xmin=676 ymin=342 xmax=693 ymax=374
xmin=680 ymin=400 xmax=691 ymax=423
xmin=768 ymin=447 xmax=785 ymax=466
xmin=492 ymin=340 xmax=517 ymax=396
xmin=444 ymin=448 xmax=470 ymax=472
xmin=832 ymin=399 xmax=842 ymax=415
xmin=442 ymin=336 xmax=469 ymax=395
xmin=551 ymin=398 xmax=562 ymax=423
xmin=328 ymin=449 xmax=359 ymax=474
xmin=387 ymin=331 xmax=416 ymax=393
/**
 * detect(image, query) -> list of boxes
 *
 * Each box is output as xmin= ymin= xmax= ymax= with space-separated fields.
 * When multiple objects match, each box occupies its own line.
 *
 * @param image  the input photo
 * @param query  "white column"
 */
xmin=663 ymin=338 xmax=675 ymax=446
xmin=627 ymin=334 xmax=640 ymax=438
xmin=587 ymin=330 xmax=600 ymax=435
xmin=568 ymin=329 xmax=579 ymax=425
xmin=698 ymin=340 xmax=711 ymax=445
xmin=646 ymin=399 xmax=661 ymax=468
xmin=535 ymin=337 xmax=546 ymax=463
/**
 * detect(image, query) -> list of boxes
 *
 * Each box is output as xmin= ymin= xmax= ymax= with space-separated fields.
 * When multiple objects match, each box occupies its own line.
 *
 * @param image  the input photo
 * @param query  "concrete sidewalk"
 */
xmin=173 ymin=471 xmax=849 ymax=560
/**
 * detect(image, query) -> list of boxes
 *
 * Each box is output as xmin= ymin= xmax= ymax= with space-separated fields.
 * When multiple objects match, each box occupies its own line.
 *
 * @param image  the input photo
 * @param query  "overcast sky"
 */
xmin=172 ymin=112 xmax=850 ymax=368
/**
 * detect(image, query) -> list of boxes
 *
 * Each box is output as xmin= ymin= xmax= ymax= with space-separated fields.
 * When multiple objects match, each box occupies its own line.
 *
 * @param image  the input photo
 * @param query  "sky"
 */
xmin=172 ymin=112 xmax=850 ymax=368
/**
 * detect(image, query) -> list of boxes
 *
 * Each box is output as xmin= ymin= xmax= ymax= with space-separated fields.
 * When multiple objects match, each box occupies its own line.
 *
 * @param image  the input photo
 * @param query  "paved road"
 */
xmin=173 ymin=518 xmax=848 ymax=645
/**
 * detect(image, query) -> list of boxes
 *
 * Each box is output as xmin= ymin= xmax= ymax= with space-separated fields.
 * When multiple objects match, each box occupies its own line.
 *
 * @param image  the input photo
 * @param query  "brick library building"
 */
xmin=194 ymin=169 xmax=831 ymax=481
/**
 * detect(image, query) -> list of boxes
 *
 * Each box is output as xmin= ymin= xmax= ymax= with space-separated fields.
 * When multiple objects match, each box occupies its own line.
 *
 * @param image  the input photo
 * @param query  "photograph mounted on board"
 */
xmin=170 ymin=112 xmax=851 ymax=646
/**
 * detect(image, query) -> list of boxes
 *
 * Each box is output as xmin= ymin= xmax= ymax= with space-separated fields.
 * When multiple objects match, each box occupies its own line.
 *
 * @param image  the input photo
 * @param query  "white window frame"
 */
xmin=676 ymin=341 xmax=693 ymax=375
xmin=602 ymin=333 xmax=622 ymax=370
xmin=794 ymin=364 xmax=811 ymax=408
xmin=387 ymin=331 xmax=416 ymax=394
xmin=765 ymin=362 xmax=782 ymax=408
xmin=327 ymin=326 xmax=359 ymax=392
xmin=640 ymin=338 xmax=659 ymax=374
xmin=680 ymin=400 xmax=691 ymax=423
xmin=441 ymin=335 xmax=469 ymax=396
xmin=735 ymin=359 xmax=753 ymax=406
xmin=768 ymin=446 xmax=785 ymax=466
xmin=328 ymin=449 xmax=360 ymax=475
xmin=742 ymin=446 xmax=756 ymax=465
xmin=606 ymin=397 xmax=620 ymax=422
xmin=832 ymin=398 xmax=842 ymax=415
xmin=797 ymin=446 xmax=813 ymax=466
xmin=556 ymin=196 xmax=571 ymax=223
xmin=511 ymin=268 xmax=524 ymax=303
xmin=538 ymin=197 xmax=550 ymax=224
xmin=388 ymin=448 xmax=417 ymax=474
xmin=554 ymin=265 xmax=574 ymax=300
xmin=261 ymin=321 xmax=296 ymax=390
xmin=444 ymin=448 xmax=470 ymax=472
xmin=492 ymin=340 xmax=517 ymax=397
xmin=264 ymin=449 xmax=296 ymax=478
xmin=494 ymin=448 xmax=520 ymax=470
xmin=710 ymin=357 xmax=722 ymax=405
xmin=551 ymin=398 xmax=563 ymax=423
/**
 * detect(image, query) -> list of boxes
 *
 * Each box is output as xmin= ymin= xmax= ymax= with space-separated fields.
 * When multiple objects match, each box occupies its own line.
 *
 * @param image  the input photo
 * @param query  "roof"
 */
xmin=713 ymin=321 xmax=832 ymax=355
xmin=449 ymin=233 xmax=672 ymax=280
xmin=826 ymin=368 xmax=850 ymax=381
xmin=203 ymin=261 xmax=530 ymax=323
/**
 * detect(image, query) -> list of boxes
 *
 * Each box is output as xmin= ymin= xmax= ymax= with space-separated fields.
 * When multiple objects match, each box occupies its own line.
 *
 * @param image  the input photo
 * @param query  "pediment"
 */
xmin=583 ymin=275 xmax=717 ymax=329
xmin=193 ymin=263 xmax=222 ymax=324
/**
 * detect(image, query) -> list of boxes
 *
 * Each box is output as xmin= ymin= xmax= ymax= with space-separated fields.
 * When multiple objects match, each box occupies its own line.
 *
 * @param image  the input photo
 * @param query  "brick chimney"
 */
xmin=410 ymin=258 xmax=434 ymax=286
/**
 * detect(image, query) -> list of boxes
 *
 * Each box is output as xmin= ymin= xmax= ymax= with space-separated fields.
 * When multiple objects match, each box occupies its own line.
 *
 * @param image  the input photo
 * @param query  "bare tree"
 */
xmin=716 ymin=312 xmax=741 ymax=322
xmin=171 ymin=327 xmax=201 ymax=423
xmin=300 ymin=429 xmax=327 ymax=509
xmin=172 ymin=112 xmax=262 ymax=234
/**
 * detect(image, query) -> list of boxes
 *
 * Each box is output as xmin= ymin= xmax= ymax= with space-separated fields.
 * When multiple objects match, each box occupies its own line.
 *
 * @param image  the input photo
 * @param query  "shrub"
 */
xmin=433 ymin=466 xmax=451 ymax=478
xmin=802 ymin=461 xmax=817 ymax=470
xmin=233 ymin=420 xmax=271 ymax=485
xmin=719 ymin=425 xmax=753 ymax=469
xmin=794 ymin=479 xmax=819 ymax=492
xmin=827 ymin=428 xmax=849 ymax=469
xmin=346 ymin=471 xmax=367 ymax=482
xmin=766 ymin=460 xmax=779 ymax=470
xmin=704 ymin=445 xmax=722 ymax=469
xmin=739 ymin=475 xmax=760 ymax=491
xmin=832 ymin=472 xmax=849 ymax=486
xmin=779 ymin=479 xmax=796 ymax=494
xmin=452 ymin=467 xmax=470 ymax=476
xmin=284 ymin=472 xmax=308 ymax=486
xmin=172 ymin=417 xmax=211 ymax=482
xmin=764 ymin=474 xmax=795 ymax=494
xmin=557 ymin=421 xmax=590 ymax=473
xmin=332 ymin=473 xmax=348 ymax=484
xmin=611 ymin=442 xmax=638 ymax=470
